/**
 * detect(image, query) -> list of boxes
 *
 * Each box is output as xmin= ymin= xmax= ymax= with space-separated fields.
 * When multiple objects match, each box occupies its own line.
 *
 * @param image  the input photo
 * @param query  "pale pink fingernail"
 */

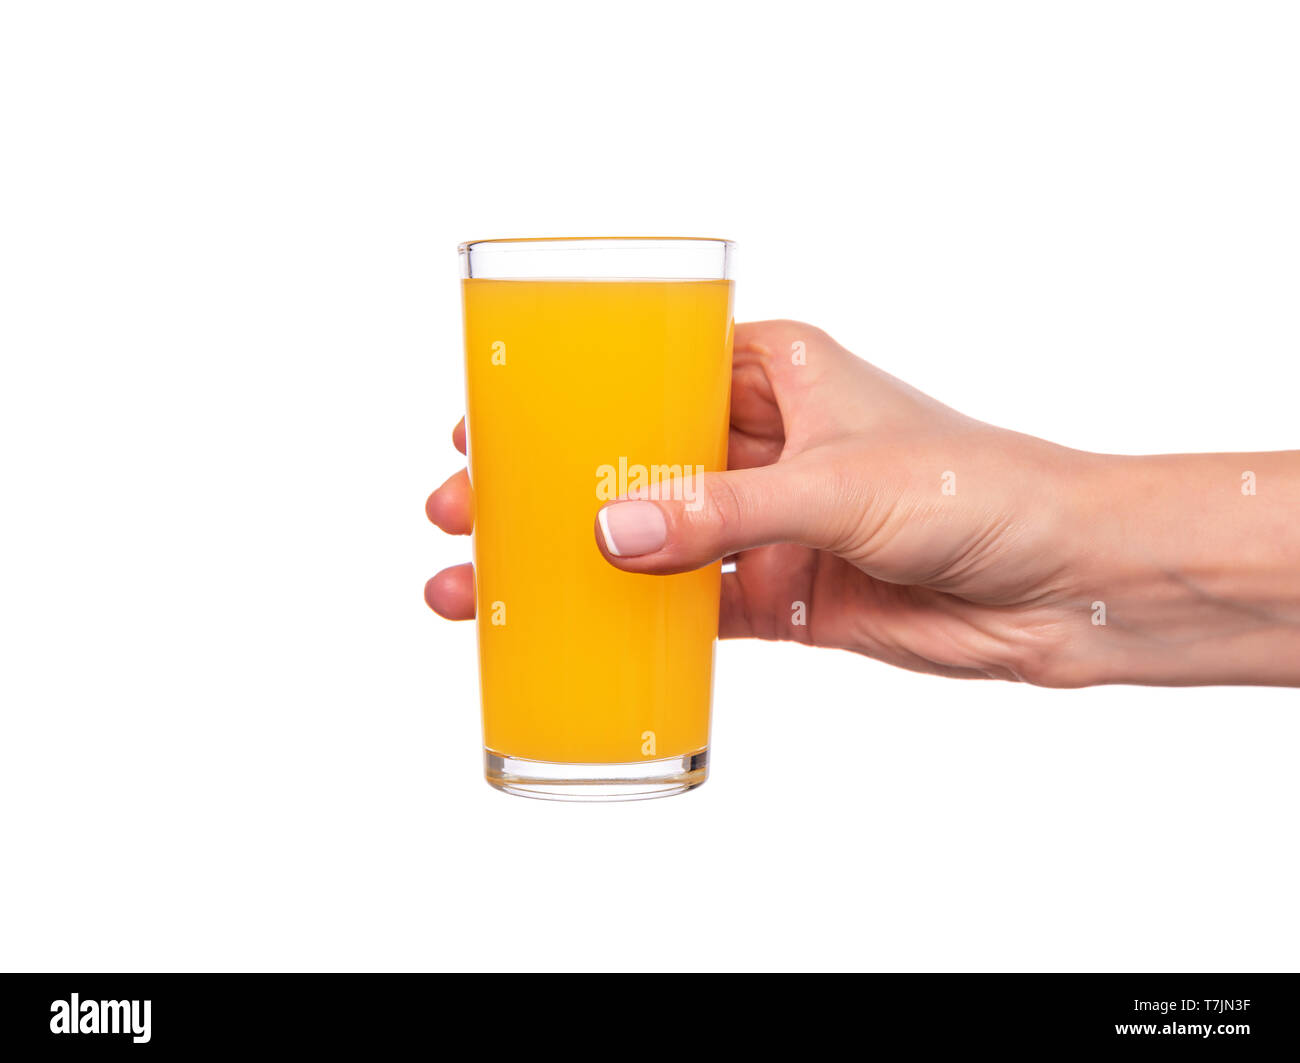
xmin=597 ymin=500 xmax=667 ymax=557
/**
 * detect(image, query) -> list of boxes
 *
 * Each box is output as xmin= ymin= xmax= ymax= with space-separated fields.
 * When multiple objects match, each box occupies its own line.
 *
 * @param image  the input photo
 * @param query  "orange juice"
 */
xmin=462 ymin=278 xmax=733 ymax=764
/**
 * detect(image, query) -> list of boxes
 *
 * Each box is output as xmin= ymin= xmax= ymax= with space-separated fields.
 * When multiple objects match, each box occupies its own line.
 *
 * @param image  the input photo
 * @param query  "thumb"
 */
xmin=594 ymin=463 xmax=845 ymax=575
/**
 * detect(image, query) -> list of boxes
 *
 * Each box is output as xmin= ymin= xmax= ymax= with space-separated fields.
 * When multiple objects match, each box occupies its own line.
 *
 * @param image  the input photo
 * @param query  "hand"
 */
xmin=427 ymin=320 xmax=1300 ymax=687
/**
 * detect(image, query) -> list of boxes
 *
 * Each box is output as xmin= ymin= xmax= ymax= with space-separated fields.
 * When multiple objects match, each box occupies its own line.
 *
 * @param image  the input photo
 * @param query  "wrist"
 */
xmin=1048 ymin=450 xmax=1300 ymax=686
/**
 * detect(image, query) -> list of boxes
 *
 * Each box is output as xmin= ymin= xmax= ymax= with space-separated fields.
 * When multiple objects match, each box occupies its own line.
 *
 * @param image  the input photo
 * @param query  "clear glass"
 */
xmin=459 ymin=237 xmax=735 ymax=800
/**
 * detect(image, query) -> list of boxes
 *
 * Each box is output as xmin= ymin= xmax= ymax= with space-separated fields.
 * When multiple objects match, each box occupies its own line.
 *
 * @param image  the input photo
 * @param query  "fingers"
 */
xmin=426 ymin=420 xmax=473 ymax=619
xmin=719 ymin=570 xmax=751 ymax=639
xmin=588 ymin=322 xmax=886 ymax=578
xmin=427 ymin=417 xmax=472 ymax=531
xmin=426 ymin=467 xmax=473 ymax=534
xmin=425 ymin=563 xmax=475 ymax=620
xmin=594 ymin=461 xmax=851 ymax=575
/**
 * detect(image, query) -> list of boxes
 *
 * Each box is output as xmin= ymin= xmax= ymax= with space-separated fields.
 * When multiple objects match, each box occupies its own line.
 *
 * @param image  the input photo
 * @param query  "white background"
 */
xmin=2 ymin=1 xmax=1298 ymax=972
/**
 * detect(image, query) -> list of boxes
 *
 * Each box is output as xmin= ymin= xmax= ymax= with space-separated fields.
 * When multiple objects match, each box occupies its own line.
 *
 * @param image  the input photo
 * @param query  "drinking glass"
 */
xmin=459 ymin=237 xmax=735 ymax=800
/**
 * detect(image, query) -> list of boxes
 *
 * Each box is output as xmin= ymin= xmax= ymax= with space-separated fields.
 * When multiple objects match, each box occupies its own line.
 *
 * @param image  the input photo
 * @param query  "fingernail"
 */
xmin=597 ymin=500 xmax=667 ymax=557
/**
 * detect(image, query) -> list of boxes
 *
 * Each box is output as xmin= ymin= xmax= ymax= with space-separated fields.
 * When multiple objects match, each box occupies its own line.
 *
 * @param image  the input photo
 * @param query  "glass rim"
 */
xmin=459 ymin=236 xmax=734 ymax=280
xmin=458 ymin=235 xmax=733 ymax=253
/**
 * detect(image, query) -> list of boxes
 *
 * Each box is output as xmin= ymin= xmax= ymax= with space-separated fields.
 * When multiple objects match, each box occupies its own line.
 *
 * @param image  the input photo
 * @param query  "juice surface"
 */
xmin=463 ymin=279 xmax=734 ymax=763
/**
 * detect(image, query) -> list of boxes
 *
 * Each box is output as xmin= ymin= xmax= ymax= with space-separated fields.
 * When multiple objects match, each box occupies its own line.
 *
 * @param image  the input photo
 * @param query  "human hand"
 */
xmin=427 ymin=320 xmax=1300 ymax=687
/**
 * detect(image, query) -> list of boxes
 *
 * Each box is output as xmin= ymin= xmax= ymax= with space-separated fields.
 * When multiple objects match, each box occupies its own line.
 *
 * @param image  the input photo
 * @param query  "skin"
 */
xmin=426 ymin=320 xmax=1300 ymax=687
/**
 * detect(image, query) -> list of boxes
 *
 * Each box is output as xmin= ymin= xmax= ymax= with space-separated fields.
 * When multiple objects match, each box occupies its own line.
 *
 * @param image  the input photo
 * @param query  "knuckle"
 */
xmin=701 ymin=474 xmax=746 ymax=544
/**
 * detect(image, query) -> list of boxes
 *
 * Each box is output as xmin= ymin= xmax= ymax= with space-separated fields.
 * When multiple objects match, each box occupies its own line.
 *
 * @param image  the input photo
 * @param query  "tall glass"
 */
xmin=459 ymin=237 xmax=735 ymax=800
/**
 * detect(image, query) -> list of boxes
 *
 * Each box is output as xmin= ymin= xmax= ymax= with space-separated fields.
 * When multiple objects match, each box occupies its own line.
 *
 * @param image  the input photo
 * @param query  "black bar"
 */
xmin=0 ymin=973 xmax=1293 ymax=1052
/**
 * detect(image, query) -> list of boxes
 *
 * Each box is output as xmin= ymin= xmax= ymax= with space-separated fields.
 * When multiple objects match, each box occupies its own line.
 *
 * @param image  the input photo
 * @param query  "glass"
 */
xmin=459 ymin=237 xmax=735 ymax=800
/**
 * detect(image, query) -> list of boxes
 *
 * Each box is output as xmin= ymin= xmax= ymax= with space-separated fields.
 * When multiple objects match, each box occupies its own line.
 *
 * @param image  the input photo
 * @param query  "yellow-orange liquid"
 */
xmin=463 ymin=279 xmax=733 ymax=763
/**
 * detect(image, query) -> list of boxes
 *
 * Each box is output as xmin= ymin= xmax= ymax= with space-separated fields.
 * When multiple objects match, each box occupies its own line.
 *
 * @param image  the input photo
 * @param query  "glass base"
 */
xmin=484 ymin=749 xmax=708 ymax=802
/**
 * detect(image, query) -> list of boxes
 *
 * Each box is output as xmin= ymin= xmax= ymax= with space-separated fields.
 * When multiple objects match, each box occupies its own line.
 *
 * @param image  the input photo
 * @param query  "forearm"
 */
xmin=1052 ymin=450 xmax=1300 ymax=686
